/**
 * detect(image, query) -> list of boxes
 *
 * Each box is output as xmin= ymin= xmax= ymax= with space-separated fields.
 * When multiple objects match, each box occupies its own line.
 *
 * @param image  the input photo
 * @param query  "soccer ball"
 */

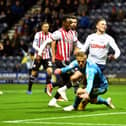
xmin=0 ymin=91 xmax=3 ymax=95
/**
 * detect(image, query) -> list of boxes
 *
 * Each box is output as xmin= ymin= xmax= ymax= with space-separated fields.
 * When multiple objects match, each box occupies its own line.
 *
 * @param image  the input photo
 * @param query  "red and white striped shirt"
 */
xmin=51 ymin=28 xmax=78 ymax=61
xmin=33 ymin=31 xmax=52 ymax=59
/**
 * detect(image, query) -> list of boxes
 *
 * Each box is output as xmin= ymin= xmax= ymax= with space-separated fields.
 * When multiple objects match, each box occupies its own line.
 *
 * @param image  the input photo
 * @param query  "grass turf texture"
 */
xmin=0 ymin=83 xmax=126 ymax=126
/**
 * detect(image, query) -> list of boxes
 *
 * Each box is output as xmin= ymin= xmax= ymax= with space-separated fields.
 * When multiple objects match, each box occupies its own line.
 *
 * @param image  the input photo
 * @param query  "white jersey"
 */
xmin=33 ymin=31 xmax=52 ymax=59
xmin=77 ymin=33 xmax=120 ymax=65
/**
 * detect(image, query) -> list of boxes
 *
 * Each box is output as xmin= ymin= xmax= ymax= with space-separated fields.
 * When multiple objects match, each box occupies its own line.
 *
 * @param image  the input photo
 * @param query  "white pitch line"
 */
xmin=3 ymin=112 xmax=126 ymax=124
xmin=19 ymin=121 xmax=126 ymax=126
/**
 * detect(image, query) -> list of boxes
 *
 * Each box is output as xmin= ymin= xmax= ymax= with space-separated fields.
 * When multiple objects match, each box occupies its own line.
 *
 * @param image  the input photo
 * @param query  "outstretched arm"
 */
xmin=108 ymin=37 xmax=121 ymax=60
xmin=38 ymin=38 xmax=52 ymax=56
xmin=54 ymin=60 xmax=78 ymax=74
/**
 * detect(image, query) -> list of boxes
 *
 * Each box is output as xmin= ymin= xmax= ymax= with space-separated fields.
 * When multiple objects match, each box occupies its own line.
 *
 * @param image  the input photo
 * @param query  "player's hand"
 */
xmin=108 ymin=54 xmax=115 ymax=61
xmin=79 ymin=92 xmax=89 ymax=100
xmin=76 ymin=88 xmax=85 ymax=95
xmin=54 ymin=68 xmax=61 ymax=75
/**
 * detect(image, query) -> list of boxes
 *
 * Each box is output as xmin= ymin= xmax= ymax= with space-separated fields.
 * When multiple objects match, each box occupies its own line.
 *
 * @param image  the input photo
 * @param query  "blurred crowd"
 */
xmin=0 ymin=0 xmax=126 ymax=57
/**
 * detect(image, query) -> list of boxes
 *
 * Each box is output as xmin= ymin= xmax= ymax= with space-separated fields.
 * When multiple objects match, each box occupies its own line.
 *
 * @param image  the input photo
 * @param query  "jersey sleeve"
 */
xmin=51 ymin=30 xmax=61 ymax=41
xmin=86 ymin=67 xmax=97 ymax=94
xmin=38 ymin=37 xmax=52 ymax=56
xmin=77 ymin=35 xmax=90 ymax=52
xmin=73 ymin=33 xmax=79 ymax=47
xmin=109 ymin=37 xmax=121 ymax=59
xmin=61 ymin=60 xmax=78 ymax=73
xmin=32 ymin=33 xmax=40 ymax=52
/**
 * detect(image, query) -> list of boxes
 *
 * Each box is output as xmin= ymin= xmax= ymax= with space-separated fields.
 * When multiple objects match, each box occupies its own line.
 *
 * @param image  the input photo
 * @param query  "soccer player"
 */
xmin=69 ymin=16 xmax=82 ymax=93
xmin=55 ymin=51 xmax=115 ymax=111
xmin=69 ymin=16 xmax=78 ymax=38
xmin=27 ymin=22 xmax=53 ymax=96
xmin=77 ymin=18 xmax=120 ymax=72
xmin=38 ymin=15 xmax=79 ymax=107
xmin=76 ymin=17 xmax=120 ymax=110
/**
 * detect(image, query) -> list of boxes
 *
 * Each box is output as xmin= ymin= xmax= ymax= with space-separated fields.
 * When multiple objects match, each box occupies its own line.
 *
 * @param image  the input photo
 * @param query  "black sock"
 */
xmin=28 ymin=76 xmax=35 ymax=91
xmin=28 ymin=80 xmax=33 ymax=91
xmin=54 ymin=92 xmax=61 ymax=99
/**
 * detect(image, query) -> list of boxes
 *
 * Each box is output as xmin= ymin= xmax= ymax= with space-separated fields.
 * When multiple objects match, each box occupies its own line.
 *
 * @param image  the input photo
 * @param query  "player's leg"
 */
xmin=46 ymin=67 xmax=53 ymax=96
xmin=57 ymin=72 xmax=73 ymax=101
xmin=27 ymin=70 xmax=38 ymax=94
xmin=27 ymin=57 xmax=41 ymax=94
xmin=90 ymin=87 xmax=115 ymax=109
xmin=70 ymin=71 xmax=83 ymax=93
xmin=58 ymin=71 xmax=83 ymax=100
xmin=63 ymin=87 xmax=87 ymax=111
xmin=48 ymin=73 xmax=71 ymax=107
xmin=63 ymin=95 xmax=83 ymax=111
xmin=43 ymin=59 xmax=53 ymax=96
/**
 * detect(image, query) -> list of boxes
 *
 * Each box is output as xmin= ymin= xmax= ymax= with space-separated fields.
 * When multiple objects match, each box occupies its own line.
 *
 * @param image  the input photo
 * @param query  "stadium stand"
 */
xmin=0 ymin=0 xmax=125 ymax=81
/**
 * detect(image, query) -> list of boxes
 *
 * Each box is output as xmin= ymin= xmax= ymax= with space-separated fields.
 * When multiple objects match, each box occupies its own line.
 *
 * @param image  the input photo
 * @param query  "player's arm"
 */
xmin=33 ymin=33 xmax=40 ymax=52
xmin=51 ymin=30 xmax=62 ymax=63
xmin=54 ymin=60 xmax=78 ymax=74
xmin=38 ymin=38 xmax=52 ymax=56
xmin=108 ymin=37 xmax=121 ymax=60
xmin=73 ymin=33 xmax=83 ymax=55
xmin=79 ymin=68 xmax=96 ymax=100
xmin=77 ymin=35 xmax=90 ymax=53
xmin=51 ymin=40 xmax=56 ymax=63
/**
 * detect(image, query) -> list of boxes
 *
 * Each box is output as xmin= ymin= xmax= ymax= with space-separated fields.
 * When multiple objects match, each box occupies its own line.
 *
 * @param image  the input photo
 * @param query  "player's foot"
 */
xmin=78 ymin=101 xmax=88 ymax=110
xmin=57 ymin=89 xmax=68 ymax=101
xmin=26 ymin=90 xmax=32 ymax=95
xmin=0 ymin=91 xmax=3 ymax=95
xmin=107 ymin=97 xmax=115 ymax=109
xmin=46 ymin=83 xmax=53 ymax=97
xmin=63 ymin=105 xmax=75 ymax=111
xmin=48 ymin=98 xmax=61 ymax=108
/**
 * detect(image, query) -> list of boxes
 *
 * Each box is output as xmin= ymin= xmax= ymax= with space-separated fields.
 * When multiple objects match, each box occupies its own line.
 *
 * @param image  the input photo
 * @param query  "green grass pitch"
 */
xmin=0 ymin=83 xmax=126 ymax=126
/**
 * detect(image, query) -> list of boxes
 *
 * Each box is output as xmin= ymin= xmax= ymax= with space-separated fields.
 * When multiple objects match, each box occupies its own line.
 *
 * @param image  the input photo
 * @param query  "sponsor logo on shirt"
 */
xmin=90 ymin=44 xmax=106 ymax=48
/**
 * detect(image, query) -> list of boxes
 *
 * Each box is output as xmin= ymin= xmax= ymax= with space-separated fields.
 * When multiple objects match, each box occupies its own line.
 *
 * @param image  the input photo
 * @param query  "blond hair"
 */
xmin=75 ymin=51 xmax=87 ymax=58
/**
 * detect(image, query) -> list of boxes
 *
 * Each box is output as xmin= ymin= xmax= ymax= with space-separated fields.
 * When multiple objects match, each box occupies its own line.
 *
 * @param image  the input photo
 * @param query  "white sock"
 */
xmin=50 ymin=97 xmax=57 ymax=103
xmin=58 ymin=85 xmax=67 ymax=92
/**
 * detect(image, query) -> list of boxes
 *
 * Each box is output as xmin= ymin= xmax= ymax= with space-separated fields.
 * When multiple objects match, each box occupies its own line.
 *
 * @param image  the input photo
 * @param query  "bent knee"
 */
xmin=46 ymin=67 xmax=53 ymax=75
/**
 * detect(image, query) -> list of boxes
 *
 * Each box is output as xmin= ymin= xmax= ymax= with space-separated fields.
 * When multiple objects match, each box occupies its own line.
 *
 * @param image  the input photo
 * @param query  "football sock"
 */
xmin=96 ymin=96 xmax=108 ymax=105
xmin=58 ymin=85 xmax=67 ymax=92
xmin=54 ymin=92 xmax=61 ymax=99
xmin=28 ymin=76 xmax=35 ymax=91
xmin=73 ymin=96 xmax=82 ymax=109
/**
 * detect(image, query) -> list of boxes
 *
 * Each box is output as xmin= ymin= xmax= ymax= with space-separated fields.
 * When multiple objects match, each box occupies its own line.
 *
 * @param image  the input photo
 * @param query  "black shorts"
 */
xmin=32 ymin=58 xmax=52 ymax=71
xmin=54 ymin=59 xmax=72 ymax=88
xmin=54 ymin=59 xmax=70 ymax=69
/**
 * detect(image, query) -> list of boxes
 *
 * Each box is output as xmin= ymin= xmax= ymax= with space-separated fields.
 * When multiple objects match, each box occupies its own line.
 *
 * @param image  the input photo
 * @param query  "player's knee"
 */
xmin=46 ymin=67 xmax=53 ymax=75
xmin=90 ymin=98 xmax=97 ymax=104
xmin=70 ymin=75 xmax=78 ymax=82
xmin=31 ymin=70 xmax=38 ymax=77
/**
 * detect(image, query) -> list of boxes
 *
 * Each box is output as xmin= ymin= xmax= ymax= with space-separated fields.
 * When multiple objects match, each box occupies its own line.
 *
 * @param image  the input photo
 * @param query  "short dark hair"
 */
xmin=70 ymin=15 xmax=77 ymax=20
xmin=41 ymin=21 xmax=49 ymax=26
xmin=62 ymin=15 xmax=70 ymax=22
